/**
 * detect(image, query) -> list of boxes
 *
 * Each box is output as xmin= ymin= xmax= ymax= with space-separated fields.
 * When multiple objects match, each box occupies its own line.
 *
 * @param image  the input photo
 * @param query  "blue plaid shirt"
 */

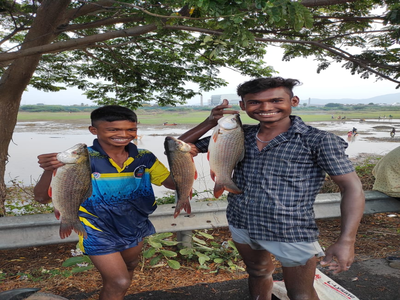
xmin=195 ymin=116 xmax=354 ymax=243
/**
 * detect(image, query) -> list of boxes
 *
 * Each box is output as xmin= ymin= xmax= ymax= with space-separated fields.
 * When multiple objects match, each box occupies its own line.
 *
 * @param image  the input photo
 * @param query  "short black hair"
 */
xmin=237 ymin=77 xmax=301 ymax=99
xmin=90 ymin=105 xmax=137 ymax=126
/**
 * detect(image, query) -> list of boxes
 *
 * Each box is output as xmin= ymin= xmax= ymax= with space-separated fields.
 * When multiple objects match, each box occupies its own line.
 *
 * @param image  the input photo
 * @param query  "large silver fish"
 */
xmin=208 ymin=114 xmax=244 ymax=198
xmin=49 ymin=143 xmax=92 ymax=239
xmin=164 ymin=136 xmax=197 ymax=218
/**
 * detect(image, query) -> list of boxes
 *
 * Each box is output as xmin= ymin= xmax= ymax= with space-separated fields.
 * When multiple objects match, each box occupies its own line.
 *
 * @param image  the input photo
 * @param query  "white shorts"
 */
xmin=230 ymin=225 xmax=325 ymax=267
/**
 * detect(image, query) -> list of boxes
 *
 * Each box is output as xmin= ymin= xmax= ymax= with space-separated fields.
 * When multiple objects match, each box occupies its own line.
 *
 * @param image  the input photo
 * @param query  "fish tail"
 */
xmin=173 ymin=200 xmax=191 ymax=218
xmin=225 ymin=182 xmax=243 ymax=195
xmin=173 ymin=203 xmax=183 ymax=218
xmin=59 ymin=222 xmax=73 ymax=239
xmin=214 ymin=181 xmax=242 ymax=198
xmin=54 ymin=208 xmax=60 ymax=220
xmin=214 ymin=183 xmax=225 ymax=198
xmin=59 ymin=221 xmax=88 ymax=239
xmin=73 ymin=222 xmax=88 ymax=239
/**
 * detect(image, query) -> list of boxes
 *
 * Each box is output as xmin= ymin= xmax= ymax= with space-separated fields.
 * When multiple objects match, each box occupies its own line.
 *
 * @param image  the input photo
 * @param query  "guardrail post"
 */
xmin=176 ymin=230 xmax=193 ymax=248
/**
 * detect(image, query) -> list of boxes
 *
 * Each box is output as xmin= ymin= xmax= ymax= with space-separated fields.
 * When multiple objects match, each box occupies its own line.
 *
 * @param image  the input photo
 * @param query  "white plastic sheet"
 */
xmin=272 ymin=269 xmax=359 ymax=300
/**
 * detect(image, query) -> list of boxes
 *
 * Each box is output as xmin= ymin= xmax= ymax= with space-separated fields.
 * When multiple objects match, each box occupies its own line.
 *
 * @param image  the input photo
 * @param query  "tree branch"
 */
xmin=0 ymin=24 xmax=158 ymax=62
xmin=301 ymin=0 xmax=359 ymax=7
xmin=164 ymin=25 xmax=400 ymax=85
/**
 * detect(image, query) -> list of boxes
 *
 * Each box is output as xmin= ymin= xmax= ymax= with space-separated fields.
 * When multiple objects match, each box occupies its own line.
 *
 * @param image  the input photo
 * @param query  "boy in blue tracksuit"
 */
xmin=34 ymin=105 xmax=175 ymax=300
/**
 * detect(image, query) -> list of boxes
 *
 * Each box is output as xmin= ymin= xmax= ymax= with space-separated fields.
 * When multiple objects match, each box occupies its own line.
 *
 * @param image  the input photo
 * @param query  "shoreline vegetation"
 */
xmin=16 ymin=107 xmax=400 ymax=125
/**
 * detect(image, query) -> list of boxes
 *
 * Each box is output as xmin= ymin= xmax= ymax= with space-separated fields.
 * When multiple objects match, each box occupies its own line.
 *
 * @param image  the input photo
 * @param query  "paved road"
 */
xmin=123 ymin=258 xmax=400 ymax=300
xmin=19 ymin=258 xmax=399 ymax=300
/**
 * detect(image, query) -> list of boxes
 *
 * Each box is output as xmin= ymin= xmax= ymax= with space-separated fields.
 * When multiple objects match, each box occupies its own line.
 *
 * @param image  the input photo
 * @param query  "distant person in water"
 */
xmin=390 ymin=128 xmax=395 ymax=138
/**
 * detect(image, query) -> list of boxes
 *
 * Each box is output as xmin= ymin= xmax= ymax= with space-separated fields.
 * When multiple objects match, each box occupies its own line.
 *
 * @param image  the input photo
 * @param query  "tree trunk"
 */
xmin=0 ymin=0 xmax=71 ymax=216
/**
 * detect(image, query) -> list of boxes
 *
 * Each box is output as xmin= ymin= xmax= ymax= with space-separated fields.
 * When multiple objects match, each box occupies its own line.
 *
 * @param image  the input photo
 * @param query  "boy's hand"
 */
xmin=320 ymin=240 xmax=355 ymax=274
xmin=37 ymin=153 xmax=64 ymax=171
xmin=208 ymin=99 xmax=240 ymax=122
xmin=189 ymin=143 xmax=199 ymax=157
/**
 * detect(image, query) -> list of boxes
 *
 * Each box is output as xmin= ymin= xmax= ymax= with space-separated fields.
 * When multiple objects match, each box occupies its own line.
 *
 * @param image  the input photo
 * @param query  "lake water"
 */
xmin=6 ymin=119 xmax=400 ymax=198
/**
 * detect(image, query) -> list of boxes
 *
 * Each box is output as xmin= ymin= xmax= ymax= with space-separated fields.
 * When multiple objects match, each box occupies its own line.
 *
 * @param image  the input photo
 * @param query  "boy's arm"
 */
xmin=161 ymin=174 xmax=176 ymax=190
xmin=320 ymin=171 xmax=365 ymax=274
xmin=33 ymin=153 xmax=64 ymax=204
xmin=178 ymin=99 xmax=240 ymax=143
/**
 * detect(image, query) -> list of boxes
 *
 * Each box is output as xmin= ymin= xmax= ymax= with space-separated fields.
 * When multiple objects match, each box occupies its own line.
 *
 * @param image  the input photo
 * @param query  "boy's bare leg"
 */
xmin=234 ymin=242 xmax=275 ymax=300
xmin=282 ymin=256 xmax=319 ymax=300
xmin=89 ymin=241 xmax=143 ymax=300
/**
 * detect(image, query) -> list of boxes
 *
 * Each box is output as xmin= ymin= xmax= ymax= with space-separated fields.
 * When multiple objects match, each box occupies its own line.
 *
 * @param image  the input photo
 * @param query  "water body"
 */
xmin=6 ymin=119 xmax=400 ymax=198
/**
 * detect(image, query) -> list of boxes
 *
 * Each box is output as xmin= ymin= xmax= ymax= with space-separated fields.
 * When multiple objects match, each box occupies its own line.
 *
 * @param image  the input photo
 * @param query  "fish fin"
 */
xmin=53 ymin=169 xmax=57 ymax=176
xmin=54 ymin=208 xmax=60 ymax=220
xmin=207 ymin=151 xmax=210 ymax=161
xmin=59 ymin=221 xmax=73 ymax=239
xmin=48 ymin=186 xmax=52 ymax=198
xmin=73 ymin=222 xmax=88 ymax=239
xmin=225 ymin=182 xmax=243 ymax=195
xmin=173 ymin=203 xmax=183 ymax=218
xmin=83 ymin=185 xmax=93 ymax=200
xmin=239 ymin=148 xmax=245 ymax=162
xmin=184 ymin=202 xmax=192 ymax=214
xmin=173 ymin=196 xmax=192 ymax=218
xmin=59 ymin=221 xmax=88 ymax=239
xmin=212 ymin=129 xmax=219 ymax=142
xmin=210 ymin=170 xmax=216 ymax=182
xmin=214 ymin=183 xmax=225 ymax=198
xmin=194 ymin=169 xmax=198 ymax=180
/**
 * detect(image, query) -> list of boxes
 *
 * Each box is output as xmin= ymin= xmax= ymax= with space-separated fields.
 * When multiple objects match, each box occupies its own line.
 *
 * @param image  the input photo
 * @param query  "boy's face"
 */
xmin=89 ymin=120 xmax=138 ymax=148
xmin=239 ymin=87 xmax=299 ymax=123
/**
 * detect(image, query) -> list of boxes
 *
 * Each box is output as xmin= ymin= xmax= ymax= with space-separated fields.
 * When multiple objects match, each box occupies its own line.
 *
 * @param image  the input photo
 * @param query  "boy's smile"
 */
xmin=89 ymin=120 xmax=138 ymax=148
xmin=239 ymin=87 xmax=299 ymax=124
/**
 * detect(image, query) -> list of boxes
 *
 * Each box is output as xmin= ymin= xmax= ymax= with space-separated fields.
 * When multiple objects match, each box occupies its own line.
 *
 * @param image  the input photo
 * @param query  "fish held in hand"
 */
xmin=49 ymin=143 xmax=92 ymax=239
xmin=208 ymin=114 xmax=245 ymax=198
xmin=164 ymin=136 xmax=197 ymax=218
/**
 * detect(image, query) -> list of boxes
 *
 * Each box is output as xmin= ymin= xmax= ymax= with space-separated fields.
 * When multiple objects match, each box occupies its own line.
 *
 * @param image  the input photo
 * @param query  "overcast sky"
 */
xmin=20 ymin=47 xmax=398 ymax=106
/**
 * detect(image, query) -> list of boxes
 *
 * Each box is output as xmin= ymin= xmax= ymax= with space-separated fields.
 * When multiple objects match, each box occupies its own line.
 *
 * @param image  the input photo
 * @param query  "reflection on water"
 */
xmin=6 ymin=120 xmax=400 ymax=198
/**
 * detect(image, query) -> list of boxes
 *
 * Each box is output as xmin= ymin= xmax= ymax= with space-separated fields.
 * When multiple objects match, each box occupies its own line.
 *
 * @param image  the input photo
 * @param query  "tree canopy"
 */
xmin=0 ymin=0 xmax=399 ymax=215
xmin=1 ymin=0 xmax=399 ymax=108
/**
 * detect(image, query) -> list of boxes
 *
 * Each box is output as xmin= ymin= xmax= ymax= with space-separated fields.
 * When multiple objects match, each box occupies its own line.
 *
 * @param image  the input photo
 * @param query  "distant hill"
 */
xmin=307 ymin=93 xmax=400 ymax=106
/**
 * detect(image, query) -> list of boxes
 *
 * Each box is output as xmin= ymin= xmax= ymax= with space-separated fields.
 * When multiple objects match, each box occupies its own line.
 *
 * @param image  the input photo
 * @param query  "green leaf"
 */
xmin=149 ymin=241 xmax=163 ymax=249
xmin=228 ymin=240 xmax=237 ymax=250
xmin=71 ymin=265 xmax=93 ymax=273
xmin=153 ymin=232 xmax=174 ymax=239
xmin=193 ymin=236 xmax=207 ymax=245
xmin=160 ymin=250 xmax=178 ymax=258
xmin=214 ymin=258 xmax=224 ymax=264
xmin=161 ymin=240 xmax=179 ymax=246
xmin=197 ymin=231 xmax=214 ymax=239
xmin=198 ymin=255 xmax=209 ymax=265
xmin=62 ymin=257 xmax=87 ymax=267
xmin=179 ymin=248 xmax=193 ymax=255
xmin=167 ymin=260 xmax=181 ymax=269
xmin=150 ymin=255 xmax=162 ymax=266
xmin=143 ymin=248 xmax=156 ymax=258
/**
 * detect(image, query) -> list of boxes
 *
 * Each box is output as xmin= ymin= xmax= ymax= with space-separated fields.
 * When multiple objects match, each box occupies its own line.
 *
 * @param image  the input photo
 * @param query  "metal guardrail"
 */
xmin=0 ymin=191 xmax=399 ymax=250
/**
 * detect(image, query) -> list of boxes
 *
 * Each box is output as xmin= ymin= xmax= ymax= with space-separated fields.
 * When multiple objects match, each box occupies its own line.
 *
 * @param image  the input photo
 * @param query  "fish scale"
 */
xmin=164 ymin=136 xmax=197 ymax=218
xmin=49 ymin=143 xmax=92 ymax=239
xmin=208 ymin=114 xmax=245 ymax=198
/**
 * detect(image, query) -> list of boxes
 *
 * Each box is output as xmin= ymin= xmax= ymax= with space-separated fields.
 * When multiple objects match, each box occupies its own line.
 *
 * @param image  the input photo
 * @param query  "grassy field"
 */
xmin=16 ymin=109 xmax=399 ymax=125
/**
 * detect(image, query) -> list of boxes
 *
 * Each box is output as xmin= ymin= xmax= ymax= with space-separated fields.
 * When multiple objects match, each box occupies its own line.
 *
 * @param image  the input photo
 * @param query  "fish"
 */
xmin=208 ymin=114 xmax=245 ymax=198
xmin=164 ymin=136 xmax=197 ymax=218
xmin=49 ymin=143 xmax=92 ymax=239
